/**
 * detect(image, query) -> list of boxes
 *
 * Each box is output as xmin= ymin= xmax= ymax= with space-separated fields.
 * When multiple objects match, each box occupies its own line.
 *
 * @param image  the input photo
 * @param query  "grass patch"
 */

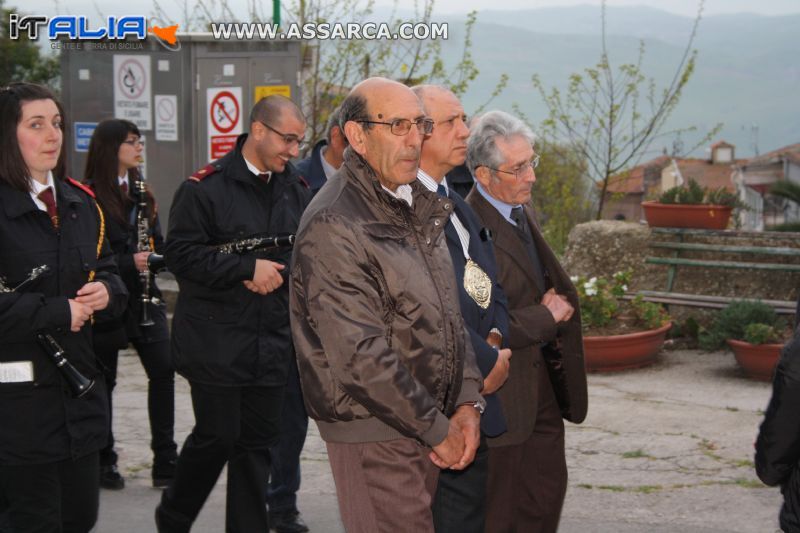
xmin=597 ymin=485 xmax=626 ymax=492
xmin=734 ymin=459 xmax=755 ymax=468
xmin=732 ymin=478 xmax=764 ymax=489
xmin=577 ymin=483 xmax=593 ymax=489
xmin=622 ymin=449 xmax=651 ymax=459
xmin=634 ymin=485 xmax=663 ymax=494
xmin=725 ymin=406 xmax=739 ymax=412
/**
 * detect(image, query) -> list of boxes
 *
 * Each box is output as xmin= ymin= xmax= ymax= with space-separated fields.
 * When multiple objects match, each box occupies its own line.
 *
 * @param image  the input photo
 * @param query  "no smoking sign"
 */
xmin=207 ymin=87 xmax=243 ymax=160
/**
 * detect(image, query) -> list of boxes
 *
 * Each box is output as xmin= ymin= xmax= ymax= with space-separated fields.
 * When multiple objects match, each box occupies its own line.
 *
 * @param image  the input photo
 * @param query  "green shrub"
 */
xmin=699 ymin=301 xmax=785 ymax=350
xmin=743 ymin=323 xmax=780 ymax=345
xmin=657 ymin=178 xmax=747 ymax=210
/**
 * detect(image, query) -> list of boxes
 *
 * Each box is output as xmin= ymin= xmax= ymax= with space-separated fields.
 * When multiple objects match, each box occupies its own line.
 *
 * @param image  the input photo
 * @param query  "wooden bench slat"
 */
xmin=649 ymin=242 xmax=800 ymax=256
xmin=646 ymin=257 xmax=800 ymax=271
xmin=625 ymin=291 xmax=796 ymax=315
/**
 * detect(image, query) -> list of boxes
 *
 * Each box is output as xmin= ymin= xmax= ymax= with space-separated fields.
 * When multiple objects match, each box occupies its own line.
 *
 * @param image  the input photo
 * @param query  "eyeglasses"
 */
xmin=485 ymin=155 xmax=540 ymax=180
xmin=122 ymin=139 xmax=145 ymax=147
xmin=357 ymin=118 xmax=434 ymax=136
xmin=259 ymin=121 xmax=308 ymax=151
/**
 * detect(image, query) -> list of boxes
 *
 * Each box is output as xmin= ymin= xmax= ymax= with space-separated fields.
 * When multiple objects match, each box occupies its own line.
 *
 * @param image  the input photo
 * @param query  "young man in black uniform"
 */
xmin=156 ymin=95 xmax=310 ymax=533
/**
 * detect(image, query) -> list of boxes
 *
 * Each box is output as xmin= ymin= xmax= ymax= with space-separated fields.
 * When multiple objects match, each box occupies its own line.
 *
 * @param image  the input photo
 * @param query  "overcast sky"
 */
xmin=13 ymin=0 xmax=800 ymax=19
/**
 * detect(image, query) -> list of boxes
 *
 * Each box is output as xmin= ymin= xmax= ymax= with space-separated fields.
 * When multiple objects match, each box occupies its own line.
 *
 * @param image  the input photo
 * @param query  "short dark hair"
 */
xmin=250 ymin=94 xmax=305 ymax=127
xmin=338 ymin=93 xmax=372 ymax=131
xmin=0 ymin=83 xmax=65 ymax=192
xmin=84 ymin=118 xmax=146 ymax=224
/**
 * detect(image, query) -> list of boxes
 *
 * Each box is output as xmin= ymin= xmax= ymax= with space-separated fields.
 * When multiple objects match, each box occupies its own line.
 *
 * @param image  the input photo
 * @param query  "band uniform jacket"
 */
xmin=164 ymin=134 xmax=311 ymax=386
xmin=0 ymin=177 xmax=127 ymax=464
xmin=443 ymin=189 xmax=509 ymax=437
xmin=85 ymin=178 xmax=167 ymax=348
xmin=467 ymin=190 xmax=588 ymax=447
xmin=756 ymin=328 xmax=800 ymax=532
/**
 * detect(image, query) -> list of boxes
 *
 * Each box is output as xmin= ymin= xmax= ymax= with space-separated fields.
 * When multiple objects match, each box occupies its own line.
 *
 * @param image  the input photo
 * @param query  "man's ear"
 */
xmin=474 ymin=165 xmax=491 ymax=188
xmin=343 ymin=121 xmax=367 ymax=157
xmin=250 ymin=120 xmax=266 ymax=142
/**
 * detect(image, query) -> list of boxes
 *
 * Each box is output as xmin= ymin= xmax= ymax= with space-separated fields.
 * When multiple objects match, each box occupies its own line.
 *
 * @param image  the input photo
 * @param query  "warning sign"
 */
xmin=154 ymin=95 xmax=178 ymax=142
xmin=254 ymin=85 xmax=291 ymax=102
xmin=113 ymin=55 xmax=152 ymax=130
xmin=207 ymin=87 xmax=243 ymax=160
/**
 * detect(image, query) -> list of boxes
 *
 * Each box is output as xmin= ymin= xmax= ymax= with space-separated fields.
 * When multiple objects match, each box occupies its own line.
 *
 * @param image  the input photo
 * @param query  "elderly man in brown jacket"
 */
xmin=465 ymin=110 xmax=588 ymax=533
xmin=290 ymin=77 xmax=484 ymax=533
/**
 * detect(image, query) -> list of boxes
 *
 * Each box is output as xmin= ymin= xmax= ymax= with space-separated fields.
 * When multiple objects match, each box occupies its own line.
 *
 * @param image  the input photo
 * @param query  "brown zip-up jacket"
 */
xmin=290 ymin=150 xmax=483 ymax=448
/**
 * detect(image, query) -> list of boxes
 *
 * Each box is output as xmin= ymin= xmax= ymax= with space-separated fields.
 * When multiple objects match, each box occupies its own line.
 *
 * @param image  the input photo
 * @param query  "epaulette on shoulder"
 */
xmin=187 ymin=164 xmax=219 ymax=182
xmin=66 ymin=177 xmax=95 ymax=198
xmin=297 ymin=174 xmax=310 ymax=189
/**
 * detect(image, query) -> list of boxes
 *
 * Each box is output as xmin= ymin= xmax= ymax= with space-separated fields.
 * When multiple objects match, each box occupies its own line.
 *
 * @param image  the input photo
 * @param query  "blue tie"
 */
xmin=436 ymin=183 xmax=447 ymax=197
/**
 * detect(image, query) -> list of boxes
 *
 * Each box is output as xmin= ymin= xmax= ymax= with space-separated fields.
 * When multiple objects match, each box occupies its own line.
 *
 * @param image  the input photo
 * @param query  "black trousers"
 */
xmin=0 ymin=452 xmax=99 ymax=533
xmin=97 ymin=316 xmax=177 ymax=467
xmin=432 ymin=434 xmax=489 ymax=533
xmin=267 ymin=359 xmax=308 ymax=514
xmin=156 ymin=381 xmax=284 ymax=533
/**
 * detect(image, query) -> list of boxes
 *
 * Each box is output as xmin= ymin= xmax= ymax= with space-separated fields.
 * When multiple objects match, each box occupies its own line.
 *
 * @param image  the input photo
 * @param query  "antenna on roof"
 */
xmin=750 ymin=123 xmax=759 ymax=156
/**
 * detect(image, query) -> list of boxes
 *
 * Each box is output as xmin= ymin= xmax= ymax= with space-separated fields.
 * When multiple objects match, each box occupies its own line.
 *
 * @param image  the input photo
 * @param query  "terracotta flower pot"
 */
xmin=583 ymin=323 xmax=672 ymax=372
xmin=726 ymin=339 xmax=782 ymax=381
xmin=641 ymin=201 xmax=733 ymax=230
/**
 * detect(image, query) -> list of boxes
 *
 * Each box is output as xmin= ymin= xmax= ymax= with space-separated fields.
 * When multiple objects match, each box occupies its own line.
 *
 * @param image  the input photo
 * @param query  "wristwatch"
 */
xmin=472 ymin=400 xmax=486 ymax=415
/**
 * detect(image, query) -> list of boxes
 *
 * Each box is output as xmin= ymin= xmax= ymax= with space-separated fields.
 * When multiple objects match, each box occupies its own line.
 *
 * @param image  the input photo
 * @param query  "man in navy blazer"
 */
xmin=412 ymin=85 xmax=511 ymax=533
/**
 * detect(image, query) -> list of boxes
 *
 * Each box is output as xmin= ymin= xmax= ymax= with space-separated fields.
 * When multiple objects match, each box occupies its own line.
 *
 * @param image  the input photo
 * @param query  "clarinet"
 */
xmin=0 ymin=266 xmax=95 ymax=398
xmin=146 ymin=234 xmax=295 ymax=269
xmin=134 ymin=176 xmax=161 ymax=326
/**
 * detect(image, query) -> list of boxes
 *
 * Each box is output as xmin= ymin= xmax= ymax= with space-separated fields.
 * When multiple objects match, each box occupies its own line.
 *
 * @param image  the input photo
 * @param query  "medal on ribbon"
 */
xmin=463 ymin=259 xmax=491 ymax=309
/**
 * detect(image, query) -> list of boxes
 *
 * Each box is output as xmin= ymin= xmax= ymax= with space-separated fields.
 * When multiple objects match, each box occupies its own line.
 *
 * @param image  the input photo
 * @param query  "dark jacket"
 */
xmin=164 ymin=134 xmax=311 ymax=386
xmin=445 ymin=164 xmax=475 ymax=200
xmin=440 ymin=187 xmax=509 ymax=437
xmin=467 ymin=189 xmax=588 ymax=447
xmin=290 ymin=150 xmax=484 ymax=448
xmin=295 ymin=139 xmax=328 ymax=195
xmin=0 ymin=177 xmax=127 ymax=465
xmin=756 ymin=328 xmax=800 ymax=532
xmin=86 ymin=178 xmax=167 ymax=347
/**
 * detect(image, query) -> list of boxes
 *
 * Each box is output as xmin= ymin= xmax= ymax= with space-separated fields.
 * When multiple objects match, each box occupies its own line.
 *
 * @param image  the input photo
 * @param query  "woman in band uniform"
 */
xmin=83 ymin=119 xmax=178 ymax=490
xmin=0 ymin=83 xmax=127 ymax=532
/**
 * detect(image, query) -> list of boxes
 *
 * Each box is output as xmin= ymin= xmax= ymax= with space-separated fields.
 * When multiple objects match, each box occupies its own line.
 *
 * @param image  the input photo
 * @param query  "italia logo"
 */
xmin=8 ymin=14 xmax=181 ymax=50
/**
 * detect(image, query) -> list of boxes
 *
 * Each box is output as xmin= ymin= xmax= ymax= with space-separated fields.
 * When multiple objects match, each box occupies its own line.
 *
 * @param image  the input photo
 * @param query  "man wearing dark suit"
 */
xmin=411 ymin=85 xmax=511 ymax=533
xmin=465 ymin=110 xmax=588 ymax=533
xmin=266 ymin=106 xmax=345 ymax=533
xmin=294 ymin=106 xmax=346 ymax=197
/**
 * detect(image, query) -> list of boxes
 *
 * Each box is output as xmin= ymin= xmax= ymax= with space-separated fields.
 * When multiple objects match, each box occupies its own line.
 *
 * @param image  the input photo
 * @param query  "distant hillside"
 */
xmin=433 ymin=6 xmax=799 ymax=158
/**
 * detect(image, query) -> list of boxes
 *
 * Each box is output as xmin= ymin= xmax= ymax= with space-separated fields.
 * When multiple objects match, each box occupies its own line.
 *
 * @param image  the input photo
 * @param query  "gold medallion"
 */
xmin=463 ymin=259 xmax=492 ymax=309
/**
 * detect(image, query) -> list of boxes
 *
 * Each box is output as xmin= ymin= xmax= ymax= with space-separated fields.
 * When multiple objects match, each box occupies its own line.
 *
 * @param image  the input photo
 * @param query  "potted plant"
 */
xmin=574 ymin=270 xmax=672 ymax=372
xmin=641 ymin=178 xmax=744 ymax=230
xmin=699 ymin=300 xmax=790 ymax=381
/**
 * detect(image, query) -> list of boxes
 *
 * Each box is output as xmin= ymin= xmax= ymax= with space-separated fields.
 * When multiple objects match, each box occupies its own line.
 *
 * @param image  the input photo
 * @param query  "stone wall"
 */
xmin=562 ymin=220 xmax=800 ymax=319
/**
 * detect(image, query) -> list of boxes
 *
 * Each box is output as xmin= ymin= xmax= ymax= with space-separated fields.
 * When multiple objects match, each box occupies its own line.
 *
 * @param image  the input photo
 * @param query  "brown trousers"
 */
xmin=326 ymin=438 xmax=440 ymax=533
xmin=485 ymin=367 xmax=568 ymax=533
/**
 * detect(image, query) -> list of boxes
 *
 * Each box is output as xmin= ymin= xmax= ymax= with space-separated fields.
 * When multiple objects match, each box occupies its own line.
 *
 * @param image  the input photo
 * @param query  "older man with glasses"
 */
xmin=156 ymin=95 xmax=311 ymax=533
xmin=465 ymin=110 xmax=588 ymax=533
xmin=290 ymin=77 xmax=484 ymax=533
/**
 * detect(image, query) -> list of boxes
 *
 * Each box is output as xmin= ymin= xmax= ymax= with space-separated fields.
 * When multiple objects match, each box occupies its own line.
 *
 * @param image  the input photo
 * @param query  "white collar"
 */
xmin=416 ymin=168 xmax=447 ymax=194
xmin=118 ymin=172 xmax=129 ymax=187
xmin=381 ymin=183 xmax=413 ymax=207
xmin=30 ymin=171 xmax=56 ymax=197
xmin=319 ymin=146 xmax=340 ymax=180
xmin=244 ymin=156 xmax=271 ymax=182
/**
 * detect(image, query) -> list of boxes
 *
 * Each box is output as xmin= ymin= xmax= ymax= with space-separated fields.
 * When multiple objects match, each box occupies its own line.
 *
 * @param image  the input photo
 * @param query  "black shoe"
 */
xmin=152 ymin=459 xmax=177 ymax=488
xmin=100 ymin=464 xmax=125 ymax=490
xmin=269 ymin=510 xmax=309 ymax=533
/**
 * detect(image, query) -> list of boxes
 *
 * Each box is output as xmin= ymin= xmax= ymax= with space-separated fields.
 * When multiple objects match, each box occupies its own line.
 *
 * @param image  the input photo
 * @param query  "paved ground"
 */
xmin=95 ymin=346 xmax=783 ymax=532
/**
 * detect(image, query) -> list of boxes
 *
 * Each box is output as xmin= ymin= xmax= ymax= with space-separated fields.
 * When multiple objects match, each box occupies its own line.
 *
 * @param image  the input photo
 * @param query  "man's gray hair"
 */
xmin=466 ymin=110 xmax=536 ymax=174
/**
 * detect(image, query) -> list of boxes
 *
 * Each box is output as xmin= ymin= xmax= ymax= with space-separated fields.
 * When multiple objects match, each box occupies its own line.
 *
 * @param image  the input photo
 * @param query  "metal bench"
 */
xmin=638 ymin=228 xmax=800 ymax=315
